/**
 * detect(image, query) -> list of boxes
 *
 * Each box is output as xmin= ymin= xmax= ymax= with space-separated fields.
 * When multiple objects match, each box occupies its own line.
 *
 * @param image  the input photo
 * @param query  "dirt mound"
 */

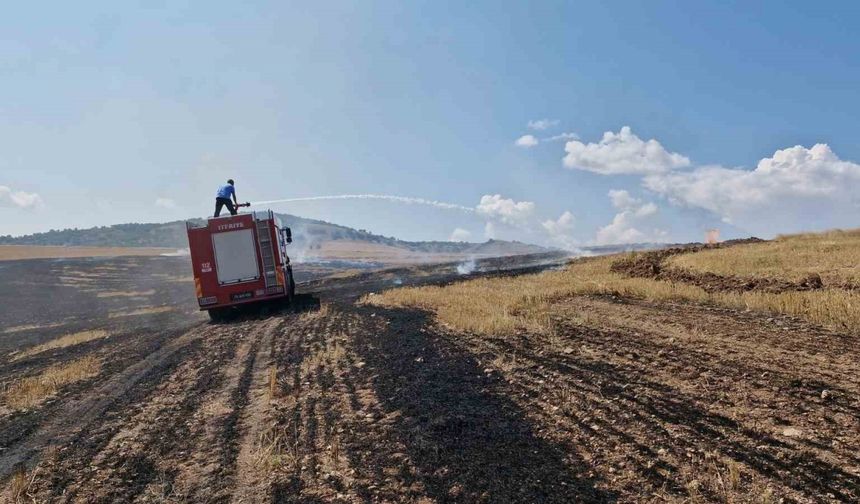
xmin=662 ymin=268 xmax=824 ymax=294
xmin=610 ymin=247 xmax=694 ymax=278
xmin=720 ymin=237 xmax=766 ymax=247
xmin=611 ymin=246 xmax=826 ymax=294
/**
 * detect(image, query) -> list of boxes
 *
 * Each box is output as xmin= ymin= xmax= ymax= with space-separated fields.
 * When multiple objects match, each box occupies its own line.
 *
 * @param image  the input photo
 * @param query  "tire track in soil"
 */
xmin=32 ymin=322 xmax=240 ymax=502
xmin=142 ymin=317 xmax=280 ymax=503
xmin=16 ymin=317 xmax=255 ymax=500
xmin=228 ymin=316 xmax=283 ymax=504
xmin=0 ymin=326 xmax=183 ymax=462
xmin=0 ymin=324 xmax=209 ymax=482
xmin=54 ymin=317 xmax=285 ymax=503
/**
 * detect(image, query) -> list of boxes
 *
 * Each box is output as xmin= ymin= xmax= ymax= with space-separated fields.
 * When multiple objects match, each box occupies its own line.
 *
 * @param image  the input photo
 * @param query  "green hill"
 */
xmin=0 ymin=213 xmax=549 ymax=256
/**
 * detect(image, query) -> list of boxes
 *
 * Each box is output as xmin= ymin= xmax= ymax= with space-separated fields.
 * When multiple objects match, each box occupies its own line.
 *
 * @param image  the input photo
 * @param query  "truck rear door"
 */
xmin=212 ymin=228 xmax=260 ymax=284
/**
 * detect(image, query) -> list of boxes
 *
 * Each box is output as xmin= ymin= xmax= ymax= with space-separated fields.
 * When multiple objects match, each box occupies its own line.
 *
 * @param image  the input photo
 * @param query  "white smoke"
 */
xmin=160 ymin=248 xmax=190 ymax=257
xmin=449 ymin=227 xmax=472 ymax=242
xmin=456 ymin=258 xmax=477 ymax=275
xmin=282 ymin=224 xmax=315 ymax=264
xmin=484 ymin=221 xmax=497 ymax=239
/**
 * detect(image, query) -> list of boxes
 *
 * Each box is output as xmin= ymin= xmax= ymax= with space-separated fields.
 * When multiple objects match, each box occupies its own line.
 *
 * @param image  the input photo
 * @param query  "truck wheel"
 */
xmin=288 ymin=267 xmax=296 ymax=300
xmin=208 ymin=308 xmax=225 ymax=322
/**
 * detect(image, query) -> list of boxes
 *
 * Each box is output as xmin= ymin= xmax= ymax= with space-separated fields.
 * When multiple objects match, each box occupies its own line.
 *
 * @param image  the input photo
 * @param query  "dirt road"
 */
xmin=0 ymin=253 xmax=857 ymax=502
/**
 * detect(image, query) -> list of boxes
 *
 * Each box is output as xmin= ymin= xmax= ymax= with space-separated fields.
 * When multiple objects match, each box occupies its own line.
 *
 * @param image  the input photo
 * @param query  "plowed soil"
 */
xmin=1 ymin=252 xmax=858 ymax=503
xmin=611 ymin=247 xmax=827 ymax=293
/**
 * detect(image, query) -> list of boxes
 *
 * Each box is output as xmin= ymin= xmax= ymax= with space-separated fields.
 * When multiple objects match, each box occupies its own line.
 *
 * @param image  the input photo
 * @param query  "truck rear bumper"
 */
xmin=197 ymin=289 xmax=288 ymax=310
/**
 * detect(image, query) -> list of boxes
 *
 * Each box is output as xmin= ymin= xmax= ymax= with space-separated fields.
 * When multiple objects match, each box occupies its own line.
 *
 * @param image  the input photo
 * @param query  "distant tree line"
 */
xmin=0 ymin=213 xmax=524 ymax=254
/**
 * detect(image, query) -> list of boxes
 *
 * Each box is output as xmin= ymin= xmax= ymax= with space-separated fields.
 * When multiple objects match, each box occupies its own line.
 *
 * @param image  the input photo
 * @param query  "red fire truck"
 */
xmin=186 ymin=210 xmax=296 ymax=320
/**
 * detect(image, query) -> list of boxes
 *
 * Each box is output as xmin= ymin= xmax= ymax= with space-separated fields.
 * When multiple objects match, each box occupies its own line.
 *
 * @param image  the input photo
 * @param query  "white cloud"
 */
xmin=545 ymin=132 xmax=579 ymax=142
xmin=449 ymin=227 xmax=472 ymax=242
xmin=634 ymin=202 xmax=658 ymax=218
xmin=527 ymin=119 xmax=559 ymax=131
xmin=155 ymin=197 xmax=177 ymax=209
xmin=595 ymin=213 xmax=647 ymax=245
xmin=542 ymin=211 xmax=577 ymax=249
xmin=515 ymin=134 xmax=539 ymax=148
xmin=0 ymin=186 xmax=43 ymax=209
xmin=607 ymin=189 xmax=657 ymax=219
xmin=563 ymin=126 xmax=690 ymax=175
xmin=541 ymin=211 xmax=575 ymax=236
xmin=484 ymin=221 xmax=497 ymax=239
xmin=608 ymin=189 xmax=639 ymax=210
xmin=476 ymin=194 xmax=536 ymax=226
xmin=594 ymin=190 xmax=664 ymax=245
xmin=644 ymin=143 xmax=860 ymax=235
xmin=516 ymin=132 xmax=578 ymax=148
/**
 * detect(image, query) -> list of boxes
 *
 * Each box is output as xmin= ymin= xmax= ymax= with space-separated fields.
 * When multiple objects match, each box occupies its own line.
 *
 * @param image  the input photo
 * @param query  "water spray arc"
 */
xmin=252 ymin=194 xmax=475 ymax=213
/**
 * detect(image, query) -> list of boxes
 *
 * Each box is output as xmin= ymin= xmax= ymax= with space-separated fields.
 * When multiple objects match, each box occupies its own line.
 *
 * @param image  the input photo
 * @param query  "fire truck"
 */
xmin=186 ymin=210 xmax=296 ymax=320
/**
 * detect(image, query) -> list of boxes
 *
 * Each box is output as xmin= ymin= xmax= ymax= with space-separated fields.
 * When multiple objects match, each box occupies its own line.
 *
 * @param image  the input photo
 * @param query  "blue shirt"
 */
xmin=216 ymin=184 xmax=235 ymax=199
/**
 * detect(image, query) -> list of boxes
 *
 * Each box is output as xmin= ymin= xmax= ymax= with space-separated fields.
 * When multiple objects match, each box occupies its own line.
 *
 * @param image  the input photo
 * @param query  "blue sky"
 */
xmin=2 ymin=1 xmax=859 ymax=246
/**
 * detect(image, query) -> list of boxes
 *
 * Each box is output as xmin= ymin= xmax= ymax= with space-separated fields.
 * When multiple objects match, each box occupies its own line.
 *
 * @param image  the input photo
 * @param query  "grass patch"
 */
xmin=4 ymin=356 xmax=100 ymax=409
xmin=165 ymin=275 xmax=194 ymax=283
xmin=3 ymin=465 xmax=39 ymax=503
xmin=2 ymin=322 xmax=65 ymax=334
xmin=268 ymin=366 xmax=279 ymax=401
xmin=365 ymin=257 xmax=708 ymax=335
xmin=255 ymin=422 xmax=301 ymax=474
xmin=14 ymin=329 xmax=110 ymax=360
xmin=366 ymin=252 xmax=860 ymax=334
xmin=713 ymin=288 xmax=860 ymax=331
xmin=108 ymin=306 xmax=173 ymax=318
xmin=96 ymin=289 xmax=155 ymax=298
xmin=668 ymin=228 xmax=860 ymax=285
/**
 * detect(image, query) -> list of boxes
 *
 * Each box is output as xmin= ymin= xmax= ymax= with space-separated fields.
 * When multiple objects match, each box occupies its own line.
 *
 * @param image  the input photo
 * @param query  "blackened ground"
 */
xmin=1 ymin=250 xmax=857 ymax=503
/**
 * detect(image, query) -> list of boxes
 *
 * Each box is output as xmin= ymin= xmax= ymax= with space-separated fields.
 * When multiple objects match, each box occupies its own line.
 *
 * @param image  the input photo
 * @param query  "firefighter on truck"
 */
xmin=214 ymin=179 xmax=250 ymax=217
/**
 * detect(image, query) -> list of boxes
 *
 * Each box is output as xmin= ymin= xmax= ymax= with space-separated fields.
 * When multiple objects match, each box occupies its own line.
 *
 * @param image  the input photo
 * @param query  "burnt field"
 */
xmin=0 ymin=249 xmax=858 ymax=502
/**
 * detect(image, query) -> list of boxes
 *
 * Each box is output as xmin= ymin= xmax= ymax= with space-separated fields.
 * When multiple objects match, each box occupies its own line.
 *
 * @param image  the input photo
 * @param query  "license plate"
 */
xmin=198 ymin=296 xmax=217 ymax=306
xmin=230 ymin=291 xmax=253 ymax=301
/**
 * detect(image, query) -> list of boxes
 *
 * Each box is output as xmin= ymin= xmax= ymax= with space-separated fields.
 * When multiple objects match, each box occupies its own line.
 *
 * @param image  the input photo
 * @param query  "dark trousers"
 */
xmin=214 ymin=198 xmax=237 ymax=217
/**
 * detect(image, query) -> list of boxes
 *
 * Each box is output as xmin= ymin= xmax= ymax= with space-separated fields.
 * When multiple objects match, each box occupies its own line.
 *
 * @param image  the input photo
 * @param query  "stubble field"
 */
xmin=0 ymin=238 xmax=857 ymax=503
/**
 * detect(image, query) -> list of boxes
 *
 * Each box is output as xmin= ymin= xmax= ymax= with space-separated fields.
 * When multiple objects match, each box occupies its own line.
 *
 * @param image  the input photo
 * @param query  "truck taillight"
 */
xmin=194 ymin=278 xmax=203 ymax=298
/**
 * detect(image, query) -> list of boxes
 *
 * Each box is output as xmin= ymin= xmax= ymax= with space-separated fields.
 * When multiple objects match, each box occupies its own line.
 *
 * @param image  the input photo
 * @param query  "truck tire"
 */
xmin=208 ymin=308 xmax=226 ymax=322
xmin=288 ymin=267 xmax=296 ymax=300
